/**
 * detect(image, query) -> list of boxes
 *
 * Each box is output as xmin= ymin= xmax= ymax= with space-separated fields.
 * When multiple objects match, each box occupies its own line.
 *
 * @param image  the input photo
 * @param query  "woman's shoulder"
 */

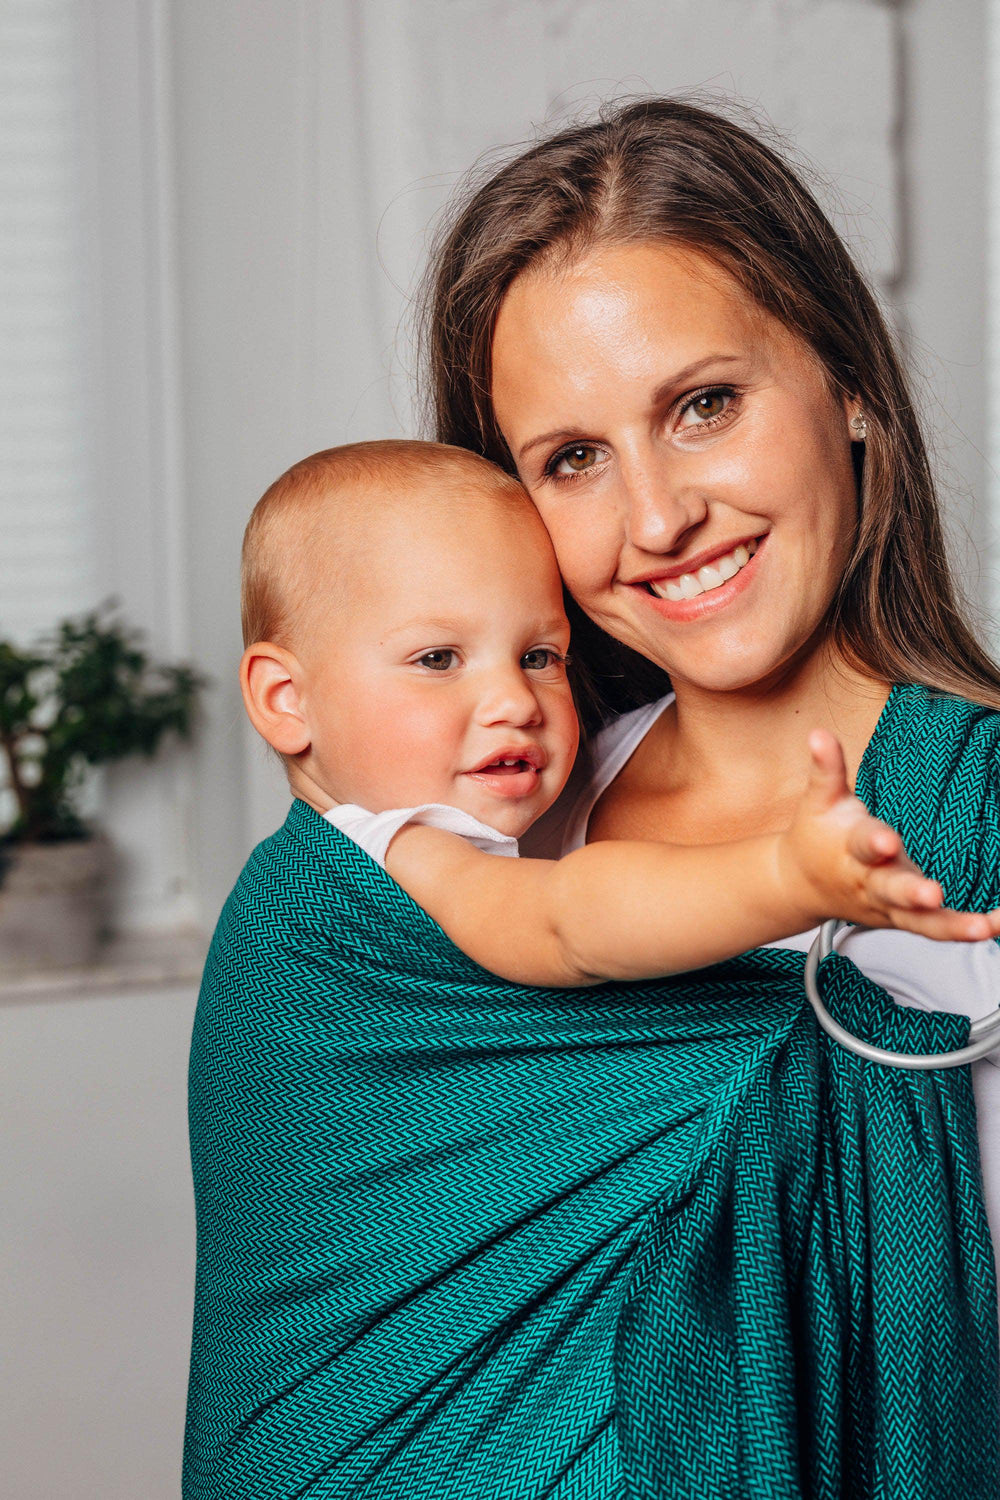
xmin=863 ymin=682 xmax=1000 ymax=791
xmin=860 ymin=682 xmax=1000 ymax=906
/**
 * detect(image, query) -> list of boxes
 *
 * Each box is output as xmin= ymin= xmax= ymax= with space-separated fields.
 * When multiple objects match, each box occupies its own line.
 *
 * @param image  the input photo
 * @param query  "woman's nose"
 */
xmin=619 ymin=454 xmax=709 ymax=556
xmin=476 ymin=667 xmax=543 ymax=727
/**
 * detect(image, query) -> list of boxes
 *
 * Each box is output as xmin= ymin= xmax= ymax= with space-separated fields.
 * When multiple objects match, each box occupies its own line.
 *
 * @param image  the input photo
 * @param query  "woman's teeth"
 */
xmin=649 ymin=541 xmax=756 ymax=602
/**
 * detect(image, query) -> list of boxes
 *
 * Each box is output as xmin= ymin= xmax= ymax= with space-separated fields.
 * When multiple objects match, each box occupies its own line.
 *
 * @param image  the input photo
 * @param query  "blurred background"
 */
xmin=2 ymin=1 xmax=998 ymax=1495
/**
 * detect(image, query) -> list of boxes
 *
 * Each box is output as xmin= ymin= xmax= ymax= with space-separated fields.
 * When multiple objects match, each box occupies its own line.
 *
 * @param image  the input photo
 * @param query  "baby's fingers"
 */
xmin=864 ymin=864 xmax=943 ymax=913
xmin=846 ymin=814 xmax=905 ymax=868
xmin=884 ymin=905 xmax=1000 ymax=943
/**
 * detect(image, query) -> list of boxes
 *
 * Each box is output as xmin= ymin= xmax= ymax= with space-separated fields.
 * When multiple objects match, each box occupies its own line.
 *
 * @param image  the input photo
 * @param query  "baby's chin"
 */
xmin=468 ymin=806 xmax=539 ymax=840
xmin=454 ymin=786 xmax=563 ymax=841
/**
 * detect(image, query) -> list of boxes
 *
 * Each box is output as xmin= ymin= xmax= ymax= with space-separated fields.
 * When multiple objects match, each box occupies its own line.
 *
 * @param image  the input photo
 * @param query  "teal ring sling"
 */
xmin=185 ymin=686 xmax=1000 ymax=1498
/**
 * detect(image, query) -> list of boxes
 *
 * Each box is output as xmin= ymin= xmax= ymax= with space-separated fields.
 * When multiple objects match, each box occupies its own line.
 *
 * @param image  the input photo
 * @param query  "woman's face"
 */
xmin=491 ymin=241 xmax=861 ymax=695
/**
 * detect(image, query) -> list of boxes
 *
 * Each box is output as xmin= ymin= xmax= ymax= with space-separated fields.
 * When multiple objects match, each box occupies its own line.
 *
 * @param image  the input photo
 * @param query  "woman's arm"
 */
xmin=386 ymin=732 xmax=1000 ymax=987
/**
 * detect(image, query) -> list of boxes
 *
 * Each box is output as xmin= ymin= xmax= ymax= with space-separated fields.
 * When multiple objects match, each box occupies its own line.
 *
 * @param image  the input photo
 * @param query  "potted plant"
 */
xmin=0 ymin=605 xmax=203 ymax=972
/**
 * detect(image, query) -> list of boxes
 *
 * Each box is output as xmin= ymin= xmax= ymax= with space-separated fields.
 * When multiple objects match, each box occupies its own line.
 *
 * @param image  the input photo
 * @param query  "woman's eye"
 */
xmin=548 ymin=443 xmax=602 ymax=478
xmin=520 ymin=648 xmax=566 ymax=671
xmin=677 ymin=388 xmax=735 ymax=428
xmin=417 ymin=649 xmax=457 ymax=671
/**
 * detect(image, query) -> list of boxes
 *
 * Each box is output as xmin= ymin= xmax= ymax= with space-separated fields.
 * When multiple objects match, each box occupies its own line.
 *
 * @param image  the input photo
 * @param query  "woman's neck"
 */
xmin=588 ymin=641 xmax=892 ymax=849
xmin=666 ymin=646 xmax=890 ymax=807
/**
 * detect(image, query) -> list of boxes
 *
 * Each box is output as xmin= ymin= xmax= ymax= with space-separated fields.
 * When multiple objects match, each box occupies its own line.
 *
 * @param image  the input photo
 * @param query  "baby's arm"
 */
xmin=386 ymin=731 xmax=1000 ymax=987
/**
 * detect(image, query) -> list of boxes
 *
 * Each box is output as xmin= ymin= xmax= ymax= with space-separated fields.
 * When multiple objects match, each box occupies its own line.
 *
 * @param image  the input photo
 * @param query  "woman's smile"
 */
xmin=491 ymin=240 xmax=860 ymax=694
xmin=633 ymin=533 xmax=766 ymax=616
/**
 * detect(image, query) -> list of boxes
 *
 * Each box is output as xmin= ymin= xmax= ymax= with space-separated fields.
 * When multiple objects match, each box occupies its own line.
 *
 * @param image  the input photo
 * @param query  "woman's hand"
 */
xmin=783 ymin=729 xmax=1000 ymax=941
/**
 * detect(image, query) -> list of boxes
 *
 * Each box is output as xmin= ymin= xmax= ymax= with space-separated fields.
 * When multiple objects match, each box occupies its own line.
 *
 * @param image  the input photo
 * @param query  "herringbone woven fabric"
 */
xmin=185 ymin=684 xmax=1000 ymax=1499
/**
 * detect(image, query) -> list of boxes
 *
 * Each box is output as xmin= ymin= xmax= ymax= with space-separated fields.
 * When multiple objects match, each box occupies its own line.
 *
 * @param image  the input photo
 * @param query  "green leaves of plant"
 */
xmin=0 ymin=604 xmax=205 ymax=843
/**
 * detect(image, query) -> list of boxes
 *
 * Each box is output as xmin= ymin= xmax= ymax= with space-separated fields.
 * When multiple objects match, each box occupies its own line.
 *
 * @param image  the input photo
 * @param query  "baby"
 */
xmin=238 ymin=438 xmax=995 ymax=977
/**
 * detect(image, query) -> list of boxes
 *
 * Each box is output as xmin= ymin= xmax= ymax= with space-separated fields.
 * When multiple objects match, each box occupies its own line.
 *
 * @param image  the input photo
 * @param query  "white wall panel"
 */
xmin=984 ymin=0 xmax=1000 ymax=627
xmin=355 ymin=0 xmax=901 ymax=440
xmin=898 ymin=0 xmax=989 ymax=620
xmin=81 ymin=0 xmax=198 ymax=935
xmin=2 ymin=985 xmax=197 ymax=1500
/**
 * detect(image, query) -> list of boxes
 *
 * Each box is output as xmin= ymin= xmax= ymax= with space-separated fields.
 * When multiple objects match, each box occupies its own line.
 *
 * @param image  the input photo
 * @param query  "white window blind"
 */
xmin=992 ymin=0 xmax=1000 ymax=631
xmin=0 ymin=0 xmax=99 ymax=646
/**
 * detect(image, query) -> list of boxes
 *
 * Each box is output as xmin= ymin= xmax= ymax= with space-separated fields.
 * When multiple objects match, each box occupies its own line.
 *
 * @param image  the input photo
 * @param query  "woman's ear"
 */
xmin=240 ymin=642 xmax=311 ymax=755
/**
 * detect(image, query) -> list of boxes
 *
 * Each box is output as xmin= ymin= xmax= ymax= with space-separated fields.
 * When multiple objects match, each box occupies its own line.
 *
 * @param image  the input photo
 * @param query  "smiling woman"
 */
xmin=422 ymin=95 xmax=1000 ymax=1492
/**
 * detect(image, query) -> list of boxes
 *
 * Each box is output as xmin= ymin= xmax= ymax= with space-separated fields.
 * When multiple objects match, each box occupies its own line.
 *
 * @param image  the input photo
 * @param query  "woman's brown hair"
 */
xmin=423 ymin=96 xmax=1000 ymax=721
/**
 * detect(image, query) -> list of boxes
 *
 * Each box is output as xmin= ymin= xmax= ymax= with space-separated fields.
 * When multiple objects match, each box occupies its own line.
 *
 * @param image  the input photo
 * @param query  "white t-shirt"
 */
xmin=522 ymin=692 xmax=1000 ymax=1265
xmin=323 ymin=802 xmax=518 ymax=864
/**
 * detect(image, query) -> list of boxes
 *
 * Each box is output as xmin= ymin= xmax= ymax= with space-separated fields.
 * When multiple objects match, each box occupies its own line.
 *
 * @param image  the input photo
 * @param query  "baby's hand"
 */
xmin=783 ymin=729 xmax=1000 ymax=942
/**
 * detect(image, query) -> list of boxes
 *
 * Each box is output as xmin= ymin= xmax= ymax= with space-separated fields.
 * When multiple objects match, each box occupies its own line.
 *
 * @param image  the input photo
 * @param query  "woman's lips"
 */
xmin=636 ymin=534 xmax=767 ymax=621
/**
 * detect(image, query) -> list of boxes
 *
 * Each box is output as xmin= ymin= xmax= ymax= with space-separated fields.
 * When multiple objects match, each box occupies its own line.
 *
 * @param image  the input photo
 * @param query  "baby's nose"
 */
xmin=477 ymin=669 xmax=543 ymax=726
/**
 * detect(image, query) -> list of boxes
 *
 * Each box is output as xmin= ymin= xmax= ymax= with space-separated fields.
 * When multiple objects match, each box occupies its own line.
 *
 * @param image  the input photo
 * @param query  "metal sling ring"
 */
xmin=804 ymin=919 xmax=1000 ymax=1070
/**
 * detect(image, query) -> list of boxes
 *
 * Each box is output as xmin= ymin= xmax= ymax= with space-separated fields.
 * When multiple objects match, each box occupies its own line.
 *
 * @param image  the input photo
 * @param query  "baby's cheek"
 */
xmin=370 ymin=698 xmax=462 ymax=772
xmin=553 ymin=695 xmax=581 ymax=762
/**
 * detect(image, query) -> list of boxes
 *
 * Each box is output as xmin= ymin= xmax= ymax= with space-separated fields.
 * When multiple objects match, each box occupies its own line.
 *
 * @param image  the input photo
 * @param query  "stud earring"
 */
xmin=850 ymin=411 xmax=868 ymax=441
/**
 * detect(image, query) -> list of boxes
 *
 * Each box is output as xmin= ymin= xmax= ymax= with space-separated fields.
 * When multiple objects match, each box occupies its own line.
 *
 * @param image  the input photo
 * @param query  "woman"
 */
xmin=184 ymin=101 xmax=1000 ymax=1500
xmin=424 ymin=96 xmax=1000 ymax=1487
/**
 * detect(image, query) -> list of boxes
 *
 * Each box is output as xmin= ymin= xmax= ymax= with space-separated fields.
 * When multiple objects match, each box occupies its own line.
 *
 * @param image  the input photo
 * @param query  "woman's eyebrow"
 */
xmin=516 ymin=353 xmax=745 ymax=462
xmin=648 ymin=352 xmax=745 ymax=408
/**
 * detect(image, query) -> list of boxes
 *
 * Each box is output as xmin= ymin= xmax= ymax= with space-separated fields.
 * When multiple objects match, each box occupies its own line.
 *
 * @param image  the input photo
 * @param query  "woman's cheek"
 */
xmin=538 ymin=500 xmax=617 ymax=604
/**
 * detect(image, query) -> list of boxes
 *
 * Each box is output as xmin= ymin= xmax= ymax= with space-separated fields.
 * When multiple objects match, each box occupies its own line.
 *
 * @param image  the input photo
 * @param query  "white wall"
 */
xmin=990 ymin=0 xmax=1000 ymax=627
xmin=85 ymin=0 xmax=199 ymax=938
xmin=897 ymin=0 xmax=992 ymax=621
xmin=2 ymin=984 xmax=197 ymax=1500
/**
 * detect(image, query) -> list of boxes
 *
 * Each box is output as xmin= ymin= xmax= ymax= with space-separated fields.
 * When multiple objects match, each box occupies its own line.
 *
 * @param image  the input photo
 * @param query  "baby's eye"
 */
xmin=677 ymin=387 xmax=736 ymax=429
xmin=520 ymin=648 xmax=568 ymax=672
xmin=417 ymin=649 xmax=458 ymax=671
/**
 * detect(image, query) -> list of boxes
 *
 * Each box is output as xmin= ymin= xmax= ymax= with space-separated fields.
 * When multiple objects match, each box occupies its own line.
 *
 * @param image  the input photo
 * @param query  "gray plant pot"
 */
xmin=0 ymin=836 xmax=111 ymax=975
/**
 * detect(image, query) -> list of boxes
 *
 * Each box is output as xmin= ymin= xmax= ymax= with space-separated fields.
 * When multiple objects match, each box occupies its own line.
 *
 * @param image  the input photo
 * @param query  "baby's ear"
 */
xmin=239 ymin=642 xmax=310 ymax=755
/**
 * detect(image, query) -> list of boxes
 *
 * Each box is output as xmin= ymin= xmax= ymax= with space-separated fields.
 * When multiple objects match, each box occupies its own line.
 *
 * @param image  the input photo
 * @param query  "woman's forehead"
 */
xmin=496 ymin=241 xmax=758 ymax=349
xmin=491 ymin=240 xmax=786 ymax=435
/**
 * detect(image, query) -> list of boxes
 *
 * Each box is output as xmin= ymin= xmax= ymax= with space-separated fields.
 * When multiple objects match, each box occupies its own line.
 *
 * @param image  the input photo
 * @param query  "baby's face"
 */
xmin=294 ymin=488 xmax=580 ymax=837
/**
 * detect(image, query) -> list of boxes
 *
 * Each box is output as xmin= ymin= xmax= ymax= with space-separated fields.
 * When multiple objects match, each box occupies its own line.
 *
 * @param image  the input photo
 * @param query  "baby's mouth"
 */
xmin=465 ymin=748 xmax=546 ymax=799
xmin=646 ymin=537 xmax=761 ymax=602
xmin=478 ymin=757 xmax=534 ymax=775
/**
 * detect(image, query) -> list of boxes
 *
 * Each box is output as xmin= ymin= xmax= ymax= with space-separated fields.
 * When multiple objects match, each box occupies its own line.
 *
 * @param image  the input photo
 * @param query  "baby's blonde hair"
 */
xmin=241 ymin=439 xmax=530 ymax=648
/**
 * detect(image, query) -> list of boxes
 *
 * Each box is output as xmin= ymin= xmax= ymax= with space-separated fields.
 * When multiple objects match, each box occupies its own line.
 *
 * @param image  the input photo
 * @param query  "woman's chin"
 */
xmin=670 ymin=664 xmax=782 ymax=696
xmin=665 ymin=636 xmax=831 ymax=697
xmin=613 ymin=633 xmax=799 ymax=697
